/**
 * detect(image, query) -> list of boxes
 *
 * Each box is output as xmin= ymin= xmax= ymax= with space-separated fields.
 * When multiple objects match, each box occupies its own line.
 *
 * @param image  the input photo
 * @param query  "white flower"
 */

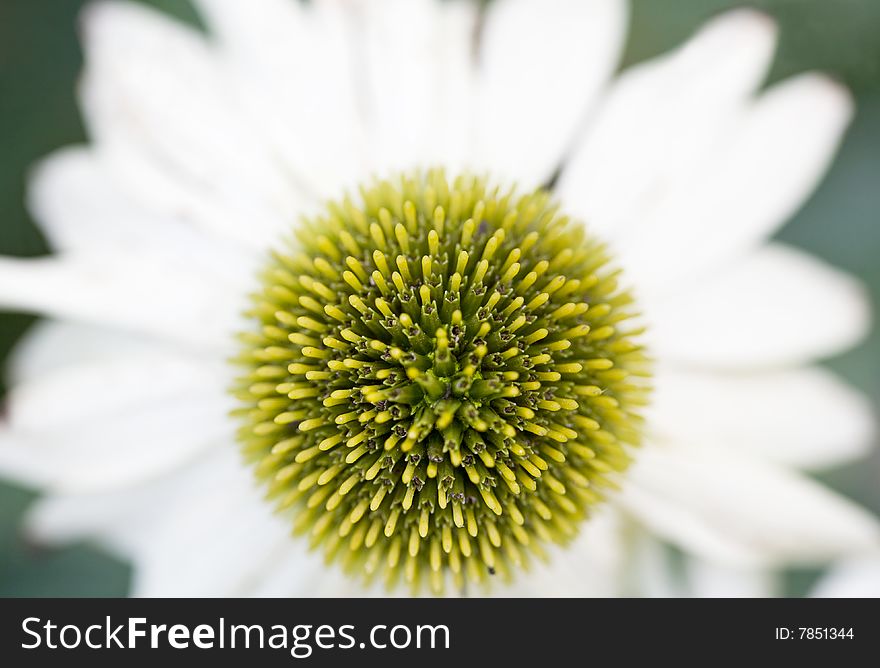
xmin=0 ymin=0 xmax=878 ymax=597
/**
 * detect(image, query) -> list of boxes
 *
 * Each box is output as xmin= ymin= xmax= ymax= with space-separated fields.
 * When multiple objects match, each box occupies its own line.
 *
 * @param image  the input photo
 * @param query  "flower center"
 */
xmin=234 ymin=170 xmax=649 ymax=594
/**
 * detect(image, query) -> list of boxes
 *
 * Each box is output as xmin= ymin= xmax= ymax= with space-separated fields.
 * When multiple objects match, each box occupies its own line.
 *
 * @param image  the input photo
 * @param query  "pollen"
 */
xmin=233 ymin=170 xmax=650 ymax=594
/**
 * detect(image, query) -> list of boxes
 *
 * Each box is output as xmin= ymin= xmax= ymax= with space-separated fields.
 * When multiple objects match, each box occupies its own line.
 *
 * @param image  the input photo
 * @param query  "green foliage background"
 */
xmin=1 ymin=0 xmax=878 ymax=596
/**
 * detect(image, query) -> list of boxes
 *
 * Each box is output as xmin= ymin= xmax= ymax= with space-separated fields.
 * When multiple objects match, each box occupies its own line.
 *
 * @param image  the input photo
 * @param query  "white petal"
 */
xmin=647 ymin=244 xmax=870 ymax=368
xmin=0 ymin=393 xmax=230 ymax=493
xmin=0 ymin=349 xmax=232 ymax=492
xmin=499 ymin=507 xmax=627 ymax=597
xmin=617 ymin=72 xmax=853 ymax=293
xmin=812 ymin=555 xmax=880 ymax=597
xmin=357 ymin=0 xmax=478 ymax=174
xmin=249 ymin=553 xmax=361 ymax=598
xmin=80 ymin=1 xmax=304 ymax=249
xmin=0 ymin=430 xmax=53 ymax=490
xmin=685 ymin=559 xmax=777 ymax=597
xmin=624 ymin=530 xmax=688 ymax=597
xmin=28 ymin=148 xmax=259 ymax=283
xmin=650 ymin=365 xmax=876 ymax=468
xmin=558 ymin=8 xmax=777 ymax=239
xmin=20 ymin=435 xmax=330 ymax=598
xmin=194 ymin=0 xmax=369 ymax=197
xmin=129 ymin=452 xmax=297 ymax=597
xmin=6 ymin=319 xmax=159 ymax=386
xmin=260 ymin=559 xmax=396 ymax=598
xmin=616 ymin=483 xmax=765 ymax=566
xmin=474 ymin=0 xmax=627 ymax=187
xmin=7 ymin=351 xmax=229 ymax=433
xmin=22 ymin=449 xmax=226 ymax=555
xmin=26 ymin=489 xmax=167 ymax=558
xmin=0 ymin=255 xmax=244 ymax=351
xmin=620 ymin=443 xmax=880 ymax=566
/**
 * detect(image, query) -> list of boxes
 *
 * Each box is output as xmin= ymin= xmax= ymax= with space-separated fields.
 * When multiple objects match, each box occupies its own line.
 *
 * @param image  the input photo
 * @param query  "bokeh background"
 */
xmin=1 ymin=0 xmax=879 ymax=596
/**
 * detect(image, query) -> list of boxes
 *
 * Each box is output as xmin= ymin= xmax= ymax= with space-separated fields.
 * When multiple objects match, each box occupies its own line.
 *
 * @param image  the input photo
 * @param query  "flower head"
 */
xmin=236 ymin=171 xmax=648 ymax=591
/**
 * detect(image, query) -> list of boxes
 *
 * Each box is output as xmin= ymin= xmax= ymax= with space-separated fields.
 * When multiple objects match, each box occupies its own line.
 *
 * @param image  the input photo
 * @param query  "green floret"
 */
xmin=232 ymin=169 xmax=650 ymax=594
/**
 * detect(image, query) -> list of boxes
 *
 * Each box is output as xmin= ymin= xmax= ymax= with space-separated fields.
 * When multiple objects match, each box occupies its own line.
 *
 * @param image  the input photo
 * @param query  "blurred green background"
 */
xmin=1 ymin=0 xmax=879 ymax=596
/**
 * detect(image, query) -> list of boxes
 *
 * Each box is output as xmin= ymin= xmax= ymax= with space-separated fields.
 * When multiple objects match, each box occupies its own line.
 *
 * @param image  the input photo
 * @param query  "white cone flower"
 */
xmin=0 ymin=0 xmax=878 ymax=597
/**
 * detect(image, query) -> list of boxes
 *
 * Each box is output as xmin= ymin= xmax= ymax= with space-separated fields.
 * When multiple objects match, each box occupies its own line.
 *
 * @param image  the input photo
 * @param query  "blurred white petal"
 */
xmin=6 ymin=319 xmax=162 ymax=385
xmin=619 ymin=73 xmax=853 ymax=293
xmin=650 ymin=365 xmax=876 ymax=468
xmin=194 ymin=0 xmax=368 ymax=196
xmin=648 ymin=244 xmax=870 ymax=368
xmin=248 ymin=549 xmax=359 ymax=598
xmin=357 ymin=0 xmax=478 ymax=174
xmin=559 ymin=8 xmax=777 ymax=238
xmin=0 ymin=256 xmax=242 ymax=351
xmin=685 ymin=559 xmax=777 ymax=598
xmin=80 ymin=1 xmax=304 ymax=248
xmin=7 ymin=352 xmax=229 ymax=433
xmin=21 ymin=449 xmax=230 ymax=555
xmin=0 ymin=393 xmax=229 ymax=493
xmin=475 ymin=0 xmax=627 ymax=186
xmin=812 ymin=555 xmax=880 ymax=597
xmin=500 ymin=508 xmax=626 ymax=597
xmin=28 ymin=148 xmax=259 ymax=282
xmin=622 ymin=444 xmax=880 ymax=566
xmin=128 ymin=451 xmax=297 ymax=597
xmin=625 ymin=532 xmax=687 ymax=597
xmin=617 ymin=482 xmax=765 ymax=566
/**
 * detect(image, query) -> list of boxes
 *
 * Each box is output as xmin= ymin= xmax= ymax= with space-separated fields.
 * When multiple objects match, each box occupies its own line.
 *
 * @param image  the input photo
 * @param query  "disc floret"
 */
xmin=234 ymin=170 xmax=649 ymax=594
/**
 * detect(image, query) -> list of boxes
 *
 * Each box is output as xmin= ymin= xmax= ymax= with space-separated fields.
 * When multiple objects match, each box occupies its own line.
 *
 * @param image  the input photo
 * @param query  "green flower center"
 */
xmin=234 ymin=170 xmax=650 ymax=594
